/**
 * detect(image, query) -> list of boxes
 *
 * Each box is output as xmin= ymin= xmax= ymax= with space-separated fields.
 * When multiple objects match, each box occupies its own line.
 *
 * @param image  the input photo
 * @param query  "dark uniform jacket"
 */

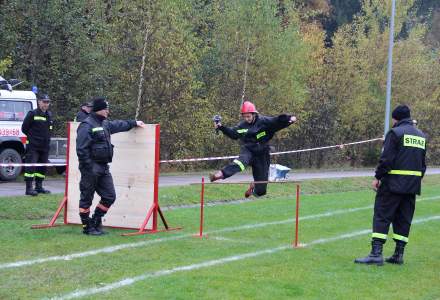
xmin=219 ymin=114 xmax=292 ymax=153
xmin=75 ymin=109 xmax=89 ymax=122
xmin=375 ymin=118 xmax=426 ymax=195
xmin=21 ymin=108 xmax=53 ymax=151
xmin=76 ymin=113 xmax=137 ymax=167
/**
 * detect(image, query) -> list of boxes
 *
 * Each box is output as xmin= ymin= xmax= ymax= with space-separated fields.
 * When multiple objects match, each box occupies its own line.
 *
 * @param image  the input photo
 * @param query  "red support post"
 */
xmin=198 ymin=177 xmax=205 ymax=238
xmin=63 ymin=122 xmax=71 ymax=224
xmin=31 ymin=196 xmax=67 ymax=229
xmin=294 ymin=184 xmax=300 ymax=248
xmin=137 ymin=203 xmax=157 ymax=233
xmin=152 ymin=124 xmax=161 ymax=231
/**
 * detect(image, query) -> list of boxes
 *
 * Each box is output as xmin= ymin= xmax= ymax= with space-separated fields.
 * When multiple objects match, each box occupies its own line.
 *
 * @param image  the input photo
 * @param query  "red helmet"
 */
xmin=241 ymin=101 xmax=258 ymax=114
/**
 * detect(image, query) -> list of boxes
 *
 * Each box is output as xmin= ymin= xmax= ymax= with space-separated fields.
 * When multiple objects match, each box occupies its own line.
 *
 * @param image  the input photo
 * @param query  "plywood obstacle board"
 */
xmin=66 ymin=122 xmax=159 ymax=230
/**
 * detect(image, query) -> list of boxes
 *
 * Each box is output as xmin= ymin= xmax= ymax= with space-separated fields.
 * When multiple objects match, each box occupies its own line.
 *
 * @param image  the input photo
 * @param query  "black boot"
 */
xmin=91 ymin=207 xmax=107 ymax=235
xmin=25 ymin=180 xmax=38 ymax=196
xmin=80 ymin=212 xmax=102 ymax=236
xmin=354 ymin=239 xmax=384 ymax=266
xmin=209 ymin=170 xmax=224 ymax=182
xmin=35 ymin=179 xmax=51 ymax=194
xmin=385 ymin=242 xmax=405 ymax=265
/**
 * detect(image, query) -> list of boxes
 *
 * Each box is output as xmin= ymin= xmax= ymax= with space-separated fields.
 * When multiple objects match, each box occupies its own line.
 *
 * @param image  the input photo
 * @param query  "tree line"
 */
xmin=1 ymin=0 xmax=439 ymax=170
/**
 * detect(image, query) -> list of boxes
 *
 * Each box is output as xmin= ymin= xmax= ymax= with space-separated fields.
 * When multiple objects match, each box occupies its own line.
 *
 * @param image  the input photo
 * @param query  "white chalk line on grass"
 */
xmin=49 ymin=215 xmax=440 ymax=300
xmin=206 ymin=205 xmax=373 ymax=234
xmin=162 ymin=194 xmax=440 ymax=211
xmin=48 ymin=246 xmax=291 ymax=300
xmin=303 ymin=215 xmax=440 ymax=247
xmin=172 ymin=195 xmax=440 ymax=235
xmin=0 ymin=234 xmax=190 ymax=270
xmin=2 ymin=195 xmax=439 ymax=271
xmin=209 ymin=236 xmax=247 ymax=243
xmin=0 ymin=206 xmax=369 ymax=270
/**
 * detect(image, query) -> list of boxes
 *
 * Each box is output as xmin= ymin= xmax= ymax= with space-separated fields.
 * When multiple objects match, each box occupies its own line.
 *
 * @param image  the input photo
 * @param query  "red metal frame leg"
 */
xmin=198 ymin=177 xmax=205 ymax=238
xmin=32 ymin=123 xmax=182 ymax=236
xmin=294 ymin=184 xmax=300 ymax=248
xmin=122 ymin=203 xmax=182 ymax=236
xmin=31 ymin=196 xmax=67 ymax=229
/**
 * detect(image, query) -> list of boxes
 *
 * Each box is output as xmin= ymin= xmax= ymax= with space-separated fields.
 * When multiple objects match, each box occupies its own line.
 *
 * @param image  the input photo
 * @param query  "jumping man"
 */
xmin=210 ymin=101 xmax=297 ymax=197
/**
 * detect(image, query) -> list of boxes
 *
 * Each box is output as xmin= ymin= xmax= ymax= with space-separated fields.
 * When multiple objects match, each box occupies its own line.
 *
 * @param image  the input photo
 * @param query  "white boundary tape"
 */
xmin=0 ymin=163 xmax=67 ymax=167
xmin=1 ymin=194 xmax=438 ymax=271
xmin=159 ymin=137 xmax=383 ymax=163
xmin=0 ymin=137 xmax=382 ymax=167
xmin=51 ymin=214 xmax=440 ymax=300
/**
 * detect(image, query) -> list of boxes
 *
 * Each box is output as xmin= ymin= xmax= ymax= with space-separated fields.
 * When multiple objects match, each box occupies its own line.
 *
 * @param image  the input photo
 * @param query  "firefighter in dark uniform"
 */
xmin=21 ymin=93 xmax=53 ymax=196
xmin=76 ymin=97 xmax=145 ymax=235
xmin=75 ymin=102 xmax=92 ymax=122
xmin=355 ymin=105 xmax=426 ymax=265
xmin=210 ymin=101 xmax=297 ymax=197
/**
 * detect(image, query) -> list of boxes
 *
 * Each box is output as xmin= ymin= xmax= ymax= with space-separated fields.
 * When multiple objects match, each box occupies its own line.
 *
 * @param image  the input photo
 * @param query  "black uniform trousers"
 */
xmin=24 ymin=146 xmax=49 ymax=182
xmin=222 ymin=145 xmax=270 ymax=196
xmin=79 ymin=163 xmax=116 ymax=209
xmin=372 ymin=183 xmax=416 ymax=244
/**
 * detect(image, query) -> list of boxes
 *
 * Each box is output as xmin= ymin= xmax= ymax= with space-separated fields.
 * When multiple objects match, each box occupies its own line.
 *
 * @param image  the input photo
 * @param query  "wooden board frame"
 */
xmin=32 ymin=122 xmax=181 ymax=235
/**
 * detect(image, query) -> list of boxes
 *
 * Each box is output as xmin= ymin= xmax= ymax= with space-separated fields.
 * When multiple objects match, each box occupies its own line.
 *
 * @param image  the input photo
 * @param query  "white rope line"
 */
xmin=0 ymin=138 xmax=383 ymax=167
xmin=270 ymin=138 xmax=383 ymax=155
xmin=0 ymin=163 xmax=67 ymax=167
xmin=135 ymin=8 xmax=152 ymax=121
xmin=159 ymin=137 xmax=383 ymax=163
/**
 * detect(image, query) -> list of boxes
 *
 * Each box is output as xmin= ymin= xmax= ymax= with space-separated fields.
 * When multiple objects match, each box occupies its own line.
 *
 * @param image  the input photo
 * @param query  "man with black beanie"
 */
xmin=355 ymin=104 xmax=427 ymax=265
xmin=76 ymin=96 xmax=146 ymax=235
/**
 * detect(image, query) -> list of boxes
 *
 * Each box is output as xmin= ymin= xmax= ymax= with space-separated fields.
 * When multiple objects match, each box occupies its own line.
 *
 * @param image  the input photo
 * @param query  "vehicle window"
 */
xmin=0 ymin=100 xmax=32 ymax=121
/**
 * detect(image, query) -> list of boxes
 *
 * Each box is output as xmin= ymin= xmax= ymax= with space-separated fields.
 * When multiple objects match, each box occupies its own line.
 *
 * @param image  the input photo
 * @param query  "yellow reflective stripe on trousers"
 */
xmin=24 ymin=173 xmax=34 ymax=178
xmin=393 ymin=234 xmax=409 ymax=243
xmin=237 ymin=129 xmax=248 ymax=134
xmin=92 ymin=127 xmax=104 ymax=132
xmin=388 ymin=170 xmax=422 ymax=176
xmin=403 ymin=134 xmax=425 ymax=150
xmin=372 ymin=232 xmax=387 ymax=240
xmin=34 ymin=173 xmax=45 ymax=178
xmin=256 ymin=131 xmax=266 ymax=139
xmin=233 ymin=159 xmax=245 ymax=171
xmin=33 ymin=116 xmax=47 ymax=121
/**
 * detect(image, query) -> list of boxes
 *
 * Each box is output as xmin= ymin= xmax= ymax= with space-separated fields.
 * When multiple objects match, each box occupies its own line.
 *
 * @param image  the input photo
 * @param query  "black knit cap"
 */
xmin=391 ymin=105 xmax=411 ymax=121
xmin=81 ymin=102 xmax=93 ymax=108
xmin=92 ymin=97 xmax=109 ymax=112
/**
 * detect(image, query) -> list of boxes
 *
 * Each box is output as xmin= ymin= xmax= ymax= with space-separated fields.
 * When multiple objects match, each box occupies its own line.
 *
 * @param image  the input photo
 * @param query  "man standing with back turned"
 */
xmin=76 ymin=97 xmax=145 ymax=235
xmin=355 ymin=105 xmax=427 ymax=265
xmin=75 ymin=102 xmax=92 ymax=122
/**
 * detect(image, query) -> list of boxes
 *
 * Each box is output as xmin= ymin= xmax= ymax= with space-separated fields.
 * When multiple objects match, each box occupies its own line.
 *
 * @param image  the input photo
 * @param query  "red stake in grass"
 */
xmin=294 ymin=184 xmax=300 ymax=248
xmin=198 ymin=177 xmax=205 ymax=238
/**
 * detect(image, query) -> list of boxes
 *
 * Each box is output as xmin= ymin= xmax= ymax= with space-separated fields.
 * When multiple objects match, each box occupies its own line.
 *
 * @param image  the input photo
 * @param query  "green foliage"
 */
xmin=324 ymin=0 xmax=439 ymax=156
xmin=0 ymin=0 xmax=439 ymax=167
xmin=0 ymin=57 xmax=12 ymax=74
xmin=0 ymin=0 xmax=109 ymax=135
xmin=198 ymin=0 xmax=311 ymax=158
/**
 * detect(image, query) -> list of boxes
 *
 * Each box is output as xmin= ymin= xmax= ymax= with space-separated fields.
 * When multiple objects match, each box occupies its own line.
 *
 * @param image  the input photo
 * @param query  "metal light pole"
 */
xmin=384 ymin=0 xmax=396 ymax=135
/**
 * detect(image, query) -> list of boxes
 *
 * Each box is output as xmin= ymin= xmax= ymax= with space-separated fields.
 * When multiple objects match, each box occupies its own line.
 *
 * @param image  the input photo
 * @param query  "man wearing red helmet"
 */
xmin=210 ymin=101 xmax=297 ymax=197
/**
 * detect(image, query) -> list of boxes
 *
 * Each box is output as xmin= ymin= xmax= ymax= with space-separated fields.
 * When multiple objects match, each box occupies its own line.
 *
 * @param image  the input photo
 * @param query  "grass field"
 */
xmin=0 ymin=176 xmax=439 ymax=299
